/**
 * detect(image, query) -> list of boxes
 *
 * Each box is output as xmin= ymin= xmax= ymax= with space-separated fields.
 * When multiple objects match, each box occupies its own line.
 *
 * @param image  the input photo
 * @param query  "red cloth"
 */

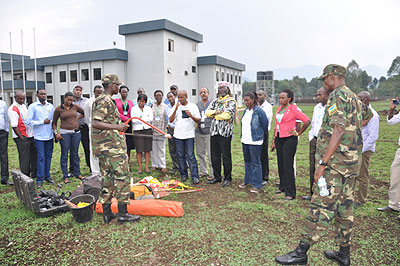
xmin=12 ymin=105 xmax=28 ymax=137
xmin=114 ymin=98 xmax=134 ymax=122
xmin=274 ymin=104 xmax=309 ymax=138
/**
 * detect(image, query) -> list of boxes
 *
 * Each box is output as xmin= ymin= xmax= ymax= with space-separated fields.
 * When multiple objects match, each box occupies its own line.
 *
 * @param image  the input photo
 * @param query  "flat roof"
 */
xmin=0 ymin=52 xmax=30 ymax=61
xmin=197 ymin=55 xmax=246 ymax=71
xmin=37 ymin=48 xmax=128 ymax=66
xmin=119 ymin=19 xmax=203 ymax=43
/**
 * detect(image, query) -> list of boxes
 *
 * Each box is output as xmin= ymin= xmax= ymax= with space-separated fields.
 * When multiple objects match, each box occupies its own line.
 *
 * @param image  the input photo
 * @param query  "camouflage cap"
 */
xmin=101 ymin=74 xmax=123 ymax=85
xmin=318 ymin=64 xmax=346 ymax=80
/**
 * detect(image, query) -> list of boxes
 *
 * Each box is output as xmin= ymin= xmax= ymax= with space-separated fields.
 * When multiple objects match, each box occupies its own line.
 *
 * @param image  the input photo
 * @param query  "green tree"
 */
xmin=242 ymin=81 xmax=256 ymax=95
xmin=387 ymin=56 xmax=400 ymax=77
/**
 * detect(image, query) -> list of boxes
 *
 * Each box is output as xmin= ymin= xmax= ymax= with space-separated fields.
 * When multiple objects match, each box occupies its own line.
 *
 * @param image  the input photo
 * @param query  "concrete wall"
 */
xmin=124 ymin=31 xmax=164 ymax=102
xmin=163 ymin=31 xmax=199 ymax=103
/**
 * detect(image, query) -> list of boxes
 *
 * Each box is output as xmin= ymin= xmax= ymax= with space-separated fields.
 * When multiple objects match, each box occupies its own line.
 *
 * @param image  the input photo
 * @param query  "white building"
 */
xmin=0 ymin=19 xmax=245 ymax=107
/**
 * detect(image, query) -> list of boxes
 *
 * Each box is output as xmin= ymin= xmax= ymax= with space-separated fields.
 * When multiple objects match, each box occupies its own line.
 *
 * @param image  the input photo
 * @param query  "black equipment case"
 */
xmin=11 ymin=170 xmax=69 ymax=217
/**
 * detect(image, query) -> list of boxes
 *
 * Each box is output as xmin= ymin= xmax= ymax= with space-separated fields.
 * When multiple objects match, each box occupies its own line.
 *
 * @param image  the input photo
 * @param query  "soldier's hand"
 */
xmin=116 ymin=124 xmax=129 ymax=132
xmin=314 ymin=165 xmax=325 ymax=184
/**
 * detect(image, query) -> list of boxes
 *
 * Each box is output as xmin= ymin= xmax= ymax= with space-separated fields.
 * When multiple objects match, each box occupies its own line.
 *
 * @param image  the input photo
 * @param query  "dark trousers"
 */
xmin=261 ymin=132 xmax=270 ymax=181
xmin=243 ymin=143 xmax=262 ymax=189
xmin=309 ymin=137 xmax=317 ymax=196
xmin=35 ymin=139 xmax=53 ymax=183
xmin=175 ymin=137 xmax=199 ymax=180
xmin=0 ymin=130 xmax=9 ymax=182
xmin=211 ymin=134 xmax=232 ymax=181
xmin=275 ymin=135 xmax=298 ymax=198
xmin=14 ymin=137 xmax=37 ymax=178
xmin=167 ymin=127 xmax=180 ymax=172
xmin=71 ymin=124 xmax=90 ymax=171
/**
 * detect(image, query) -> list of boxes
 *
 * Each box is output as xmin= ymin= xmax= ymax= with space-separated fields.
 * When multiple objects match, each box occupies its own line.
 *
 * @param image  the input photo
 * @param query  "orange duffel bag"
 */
xmin=96 ymin=198 xmax=184 ymax=217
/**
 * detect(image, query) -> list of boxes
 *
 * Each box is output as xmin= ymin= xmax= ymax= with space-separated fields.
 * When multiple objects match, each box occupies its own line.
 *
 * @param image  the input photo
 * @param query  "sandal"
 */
xmin=64 ymin=178 xmax=70 ymax=184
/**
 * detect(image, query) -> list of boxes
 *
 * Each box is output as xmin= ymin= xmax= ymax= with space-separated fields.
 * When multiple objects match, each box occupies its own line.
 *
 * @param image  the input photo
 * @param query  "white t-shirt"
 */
xmin=260 ymin=101 xmax=273 ymax=131
xmin=131 ymin=105 xmax=153 ymax=130
xmin=8 ymin=102 xmax=34 ymax=138
xmin=169 ymin=102 xmax=200 ymax=139
xmin=241 ymin=109 xmax=263 ymax=145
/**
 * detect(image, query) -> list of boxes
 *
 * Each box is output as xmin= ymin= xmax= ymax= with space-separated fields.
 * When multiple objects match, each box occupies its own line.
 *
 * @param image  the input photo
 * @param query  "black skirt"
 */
xmin=133 ymin=128 xmax=153 ymax=153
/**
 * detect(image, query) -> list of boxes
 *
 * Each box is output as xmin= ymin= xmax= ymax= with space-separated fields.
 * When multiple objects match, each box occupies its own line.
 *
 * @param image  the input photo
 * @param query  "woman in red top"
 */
xmin=271 ymin=89 xmax=311 ymax=200
xmin=114 ymin=85 xmax=135 ymax=159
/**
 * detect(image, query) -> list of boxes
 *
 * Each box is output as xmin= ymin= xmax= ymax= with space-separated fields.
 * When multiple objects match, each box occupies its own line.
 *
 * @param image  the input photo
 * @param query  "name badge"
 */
xmin=201 ymin=111 xmax=205 ymax=122
xmin=123 ymin=111 xmax=128 ymax=116
xmin=201 ymin=123 xmax=205 ymax=128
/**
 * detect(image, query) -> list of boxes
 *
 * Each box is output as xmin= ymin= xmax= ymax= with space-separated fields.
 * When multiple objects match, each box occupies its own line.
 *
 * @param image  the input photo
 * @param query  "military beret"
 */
xmin=101 ymin=74 xmax=123 ymax=85
xmin=318 ymin=64 xmax=346 ymax=80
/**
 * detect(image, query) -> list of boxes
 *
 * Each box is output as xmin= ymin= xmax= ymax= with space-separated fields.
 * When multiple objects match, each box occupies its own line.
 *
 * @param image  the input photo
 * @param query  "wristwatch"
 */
xmin=318 ymin=159 xmax=328 ymax=166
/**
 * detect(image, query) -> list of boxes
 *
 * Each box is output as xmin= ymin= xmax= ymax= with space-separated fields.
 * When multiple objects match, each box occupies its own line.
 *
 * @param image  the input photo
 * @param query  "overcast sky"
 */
xmin=1 ymin=0 xmax=399 ymax=80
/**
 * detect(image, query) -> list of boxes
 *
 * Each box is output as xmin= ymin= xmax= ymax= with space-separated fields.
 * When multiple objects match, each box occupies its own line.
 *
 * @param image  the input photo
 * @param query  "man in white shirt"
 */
xmin=303 ymin=87 xmax=329 ymax=200
xmin=377 ymin=98 xmax=400 ymax=220
xmin=355 ymin=91 xmax=379 ymax=207
xmin=83 ymin=85 xmax=104 ymax=176
xmin=169 ymin=90 xmax=201 ymax=184
xmin=257 ymin=90 xmax=273 ymax=185
xmin=8 ymin=91 xmax=37 ymax=180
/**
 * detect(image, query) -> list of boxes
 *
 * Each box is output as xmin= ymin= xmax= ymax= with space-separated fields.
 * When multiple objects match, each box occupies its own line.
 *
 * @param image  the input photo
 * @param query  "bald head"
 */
xmin=257 ymin=90 xmax=267 ymax=105
xmin=177 ymin=90 xmax=188 ymax=105
xmin=14 ymin=90 xmax=25 ymax=104
xmin=358 ymin=91 xmax=371 ymax=105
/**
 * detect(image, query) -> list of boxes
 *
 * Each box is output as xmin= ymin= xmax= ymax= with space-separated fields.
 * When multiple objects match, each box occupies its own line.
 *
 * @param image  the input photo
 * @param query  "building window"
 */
xmin=222 ymin=72 xmax=224 ymax=81
xmin=235 ymin=75 xmax=237 ymax=84
xmin=192 ymin=43 xmax=196 ymax=52
xmin=239 ymin=75 xmax=241 ymax=84
xmin=46 ymin=72 xmax=52 ymax=83
xmin=70 ymin=70 xmax=77 ymax=82
xmin=230 ymin=74 xmax=233 ymax=83
xmin=59 ymin=71 xmax=66 ymax=83
xmin=192 ymin=66 xmax=196 ymax=73
xmin=47 ymin=95 xmax=53 ymax=104
xmin=192 ymin=89 xmax=196 ymax=96
xmin=168 ymin=39 xmax=174 ymax=52
xmin=93 ymin=68 xmax=101 ymax=80
xmin=227 ymin=73 xmax=229 ymax=82
xmin=216 ymin=71 xmax=219 ymax=81
xmin=81 ymin=69 xmax=89 ymax=81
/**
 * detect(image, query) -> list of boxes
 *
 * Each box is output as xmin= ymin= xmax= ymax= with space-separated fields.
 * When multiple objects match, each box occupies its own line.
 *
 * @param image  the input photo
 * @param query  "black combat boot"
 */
xmin=324 ymin=246 xmax=350 ymax=266
xmin=103 ymin=203 xmax=117 ymax=224
xmin=275 ymin=241 xmax=310 ymax=265
xmin=117 ymin=203 xmax=140 ymax=224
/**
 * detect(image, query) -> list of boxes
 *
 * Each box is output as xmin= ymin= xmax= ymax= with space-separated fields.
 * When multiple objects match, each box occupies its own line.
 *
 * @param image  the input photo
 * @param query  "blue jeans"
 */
xmin=242 ymin=143 xmax=262 ymax=189
xmin=175 ymin=137 xmax=198 ymax=180
xmin=35 ymin=139 xmax=54 ymax=183
xmin=60 ymin=132 xmax=81 ymax=179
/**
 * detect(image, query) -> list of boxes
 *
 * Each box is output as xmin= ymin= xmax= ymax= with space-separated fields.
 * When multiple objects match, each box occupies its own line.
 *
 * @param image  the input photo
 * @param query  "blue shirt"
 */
xmin=26 ymin=100 xmax=54 ymax=141
xmin=165 ymin=102 xmax=176 ymax=128
xmin=0 ymin=100 xmax=9 ymax=132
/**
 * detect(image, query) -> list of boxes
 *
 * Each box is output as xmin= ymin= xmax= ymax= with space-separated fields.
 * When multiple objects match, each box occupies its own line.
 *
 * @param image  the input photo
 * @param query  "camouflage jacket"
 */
xmin=91 ymin=94 xmax=127 ymax=157
xmin=316 ymin=85 xmax=372 ymax=178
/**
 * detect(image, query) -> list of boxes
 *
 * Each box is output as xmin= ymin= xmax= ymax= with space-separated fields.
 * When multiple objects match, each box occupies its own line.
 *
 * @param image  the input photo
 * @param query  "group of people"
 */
xmin=0 ymin=64 xmax=399 ymax=263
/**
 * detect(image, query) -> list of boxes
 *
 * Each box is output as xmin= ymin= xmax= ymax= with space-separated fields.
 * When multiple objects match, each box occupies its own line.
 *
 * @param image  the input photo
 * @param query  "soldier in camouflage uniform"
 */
xmin=92 ymin=74 xmax=140 ymax=224
xmin=275 ymin=64 xmax=372 ymax=266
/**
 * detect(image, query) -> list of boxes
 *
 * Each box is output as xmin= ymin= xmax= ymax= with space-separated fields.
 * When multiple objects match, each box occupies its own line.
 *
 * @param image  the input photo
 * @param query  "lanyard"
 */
xmin=279 ymin=105 xmax=289 ymax=114
xmin=122 ymin=99 xmax=129 ymax=112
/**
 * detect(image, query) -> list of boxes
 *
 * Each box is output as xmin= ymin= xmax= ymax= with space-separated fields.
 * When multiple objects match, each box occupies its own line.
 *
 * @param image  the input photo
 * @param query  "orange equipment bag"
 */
xmin=96 ymin=199 xmax=184 ymax=217
xmin=130 ymin=184 xmax=154 ymax=199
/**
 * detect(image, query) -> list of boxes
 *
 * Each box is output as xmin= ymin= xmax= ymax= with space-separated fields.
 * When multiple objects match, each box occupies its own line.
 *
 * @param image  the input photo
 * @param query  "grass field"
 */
xmin=0 ymin=100 xmax=399 ymax=265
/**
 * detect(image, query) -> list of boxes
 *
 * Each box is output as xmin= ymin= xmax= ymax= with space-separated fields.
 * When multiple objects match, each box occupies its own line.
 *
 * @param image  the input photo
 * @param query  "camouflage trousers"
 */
xmin=301 ymin=167 xmax=356 ymax=247
xmin=97 ymin=154 xmax=131 ymax=204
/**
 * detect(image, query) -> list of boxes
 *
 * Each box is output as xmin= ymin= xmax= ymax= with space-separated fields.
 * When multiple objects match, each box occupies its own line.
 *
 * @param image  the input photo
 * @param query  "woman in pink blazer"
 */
xmin=271 ymin=89 xmax=311 ymax=200
xmin=114 ymin=85 xmax=135 ymax=159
